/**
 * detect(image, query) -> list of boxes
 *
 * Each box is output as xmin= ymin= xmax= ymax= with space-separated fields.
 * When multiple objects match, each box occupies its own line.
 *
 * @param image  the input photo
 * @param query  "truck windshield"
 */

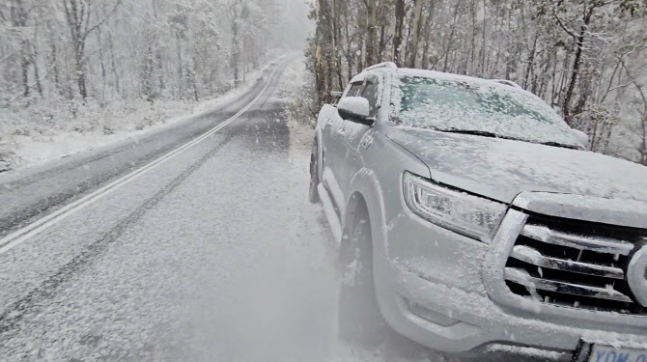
xmin=396 ymin=75 xmax=580 ymax=147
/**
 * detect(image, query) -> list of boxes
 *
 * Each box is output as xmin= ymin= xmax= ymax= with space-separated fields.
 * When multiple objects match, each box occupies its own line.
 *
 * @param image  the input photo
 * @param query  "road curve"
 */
xmin=0 ymin=58 xmax=288 ymax=238
xmin=0 ymin=56 xmax=347 ymax=362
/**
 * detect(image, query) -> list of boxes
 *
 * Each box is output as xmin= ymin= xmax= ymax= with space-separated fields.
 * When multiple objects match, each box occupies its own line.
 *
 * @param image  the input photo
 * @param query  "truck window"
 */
xmin=346 ymin=83 xmax=364 ymax=97
xmin=362 ymin=83 xmax=379 ymax=117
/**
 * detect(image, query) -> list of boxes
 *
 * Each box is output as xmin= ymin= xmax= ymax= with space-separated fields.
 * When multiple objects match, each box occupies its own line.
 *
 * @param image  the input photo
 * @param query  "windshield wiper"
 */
xmin=439 ymin=129 xmax=518 ymax=140
xmin=439 ymin=129 xmax=579 ymax=149
xmin=434 ymin=128 xmax=580 ymax=150
xmin=538 ymin=141 xmax=580 ymax=150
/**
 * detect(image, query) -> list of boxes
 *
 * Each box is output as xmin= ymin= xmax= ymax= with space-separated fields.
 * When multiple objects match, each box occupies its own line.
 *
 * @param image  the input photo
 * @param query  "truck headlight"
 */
xmin=403 ymin=172 xmax=507 ymax=243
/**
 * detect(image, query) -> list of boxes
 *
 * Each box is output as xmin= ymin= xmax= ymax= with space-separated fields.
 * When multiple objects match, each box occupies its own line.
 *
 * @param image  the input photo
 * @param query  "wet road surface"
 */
xmin=0 ymin=61 xmax=284 ymax=237
xmin=0 ymin=57 xmax=344 ymax=361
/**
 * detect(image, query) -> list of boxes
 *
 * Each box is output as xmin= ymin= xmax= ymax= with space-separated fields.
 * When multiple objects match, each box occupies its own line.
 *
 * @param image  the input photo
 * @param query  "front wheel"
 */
xmin=337 ymin=206 xmax=432 ymax=359
xmin=309 ymin=140 xmax=320 ymax=204
xmin=337 ymin=208 xmax=386 ymax=348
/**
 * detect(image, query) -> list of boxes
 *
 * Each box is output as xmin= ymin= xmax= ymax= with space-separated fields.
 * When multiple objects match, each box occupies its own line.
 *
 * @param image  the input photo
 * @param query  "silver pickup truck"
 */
xmin=310 ymin=62 xmax=647 ymax=362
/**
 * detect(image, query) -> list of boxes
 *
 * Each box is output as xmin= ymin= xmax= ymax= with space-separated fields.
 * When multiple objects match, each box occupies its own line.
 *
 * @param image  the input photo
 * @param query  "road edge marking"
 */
xmin=0 ymin=57 xmax=289 ymax=255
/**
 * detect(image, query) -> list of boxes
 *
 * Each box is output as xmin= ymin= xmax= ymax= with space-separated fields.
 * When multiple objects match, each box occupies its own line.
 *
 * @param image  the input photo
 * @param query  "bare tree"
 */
xmin=62 ymin=0 xmax=122 ymax=100
xmin=392 ymin=0 xmax=405 ymax=66
xmin=10 ymin=0 xmax=29 ymax=97
xmin=405 ymin=0 xmax=423 ymax=68
xmin=364 ymin=0 xmax=378 ymax=66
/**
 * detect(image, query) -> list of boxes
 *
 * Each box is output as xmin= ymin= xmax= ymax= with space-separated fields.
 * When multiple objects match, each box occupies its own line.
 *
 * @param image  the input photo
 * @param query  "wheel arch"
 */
xmin=341 ymin=168 xmax=388 ymax=257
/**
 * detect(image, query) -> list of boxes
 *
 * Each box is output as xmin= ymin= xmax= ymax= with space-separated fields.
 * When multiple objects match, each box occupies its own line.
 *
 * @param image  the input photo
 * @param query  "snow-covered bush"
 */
xmin=279 ymin=60 xmax=318 ymax=129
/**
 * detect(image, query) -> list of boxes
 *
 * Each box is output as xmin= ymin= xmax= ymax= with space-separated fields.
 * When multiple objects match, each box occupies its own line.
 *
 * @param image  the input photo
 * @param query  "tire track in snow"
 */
xmin=0 ymin=132 xmax=236 ymax=337
xmin=0 ymin=68 xmax=275 ymax=238
xmin=0 ymin=57 xmax=293 ymax=338
xmin=0 ymin=57 xmax=293 ymax=254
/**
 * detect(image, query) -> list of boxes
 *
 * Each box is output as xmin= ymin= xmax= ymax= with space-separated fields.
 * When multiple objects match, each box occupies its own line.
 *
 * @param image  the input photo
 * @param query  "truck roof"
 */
xmin=360 ymin=62 xmax=524 ymax=92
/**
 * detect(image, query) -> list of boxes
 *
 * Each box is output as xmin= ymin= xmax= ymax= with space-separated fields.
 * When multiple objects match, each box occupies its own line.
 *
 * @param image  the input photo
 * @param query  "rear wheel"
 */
xmin=309 ymin=140 xmax=320 ymax=204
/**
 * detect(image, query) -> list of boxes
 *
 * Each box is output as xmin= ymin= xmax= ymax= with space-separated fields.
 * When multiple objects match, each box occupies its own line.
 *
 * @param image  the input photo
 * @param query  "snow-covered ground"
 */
xmin=0 ymin=57 xmax=282 ymax=171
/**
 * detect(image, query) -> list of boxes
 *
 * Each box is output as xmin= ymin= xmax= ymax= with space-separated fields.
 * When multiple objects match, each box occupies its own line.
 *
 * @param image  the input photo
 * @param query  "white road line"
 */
xmin=0 ymin=58 xmax=289 ymax=255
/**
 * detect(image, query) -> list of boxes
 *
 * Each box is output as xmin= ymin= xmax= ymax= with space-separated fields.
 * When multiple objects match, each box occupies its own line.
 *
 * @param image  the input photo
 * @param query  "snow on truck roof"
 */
xmin=360 ymin=62 xmax=527 ymax=93
xmin=397 ymin=68 xmax=526 ymax=92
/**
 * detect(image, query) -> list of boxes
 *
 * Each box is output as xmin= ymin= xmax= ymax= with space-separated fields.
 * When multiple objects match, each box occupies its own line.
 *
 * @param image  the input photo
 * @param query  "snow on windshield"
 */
xmin=393 ymin=71 xmax=580 ymax=147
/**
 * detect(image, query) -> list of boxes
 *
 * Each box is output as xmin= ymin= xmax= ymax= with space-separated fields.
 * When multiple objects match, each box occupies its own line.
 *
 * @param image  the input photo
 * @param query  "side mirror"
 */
xmin=571 ymin=129 xmax=590 ymax=147
xmin=337 ymin=97 xmax=373 ymax=126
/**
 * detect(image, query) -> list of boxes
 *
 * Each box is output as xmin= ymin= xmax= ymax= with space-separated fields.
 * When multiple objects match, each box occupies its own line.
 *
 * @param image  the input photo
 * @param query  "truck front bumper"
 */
xmin=377 ymin=208 xmax=647 ymax=361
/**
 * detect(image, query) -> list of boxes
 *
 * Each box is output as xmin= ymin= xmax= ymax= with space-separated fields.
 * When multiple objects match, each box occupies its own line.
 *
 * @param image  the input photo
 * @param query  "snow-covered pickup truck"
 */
xmin=309 ymin=62 xmax=647 ymax=361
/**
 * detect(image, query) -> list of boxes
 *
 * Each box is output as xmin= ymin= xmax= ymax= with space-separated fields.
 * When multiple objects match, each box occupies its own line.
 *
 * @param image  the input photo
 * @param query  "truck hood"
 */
xmin=387 ymin=127 xmax=647 ymax=205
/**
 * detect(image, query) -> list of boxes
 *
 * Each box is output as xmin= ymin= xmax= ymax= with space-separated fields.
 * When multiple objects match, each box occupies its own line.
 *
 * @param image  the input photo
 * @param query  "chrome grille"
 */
xmin=504 ymin=214 xmax=647 ymax=314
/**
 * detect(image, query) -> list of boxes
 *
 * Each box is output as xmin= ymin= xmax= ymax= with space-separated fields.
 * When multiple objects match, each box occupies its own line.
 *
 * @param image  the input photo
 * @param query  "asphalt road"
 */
xmin=0 ymin=60 xmax=288 ymax=237
xmin=0 ymin=58 xmax=359 ymax=362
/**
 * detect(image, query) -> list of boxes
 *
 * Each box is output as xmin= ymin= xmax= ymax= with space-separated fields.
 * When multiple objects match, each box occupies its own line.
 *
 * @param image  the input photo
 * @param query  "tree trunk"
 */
xmin=232 ymin=14 xmax=240 ymax=85
xmin=97 ymin=26 xmax=107 ymax=97
xmin=157 ymin=50 xmax=164 ymax=93
xmin=108 ymin=30 xmax=120 ymax=95
xmin=314 ymin=0 xmax=333 ymax=104
xmin=332 ymin=0 xmax=343 ymax=91
xmin=51 ymin=41 xmax=61 ymax=92
xmin=392 ymin=0 xmax=405 ymax=66
xmin=142 ymin=44 xmax=154 ymax=101
xmin=75 ymin=46 xmax=87 ymax=100
xmin=505 ymin=5 xmax=513 ymax=79
xmin=364 ymin=0 xmax=378 ymax=66
xmin=21 ymin=43 xmax=30 ymax=98
xmin=420 ymin=4 xmax=435 ymax=69
xmin=191 ymin=54 xmax=199 ymax=102
xmin=176 ymin=34 xmax=183 ymax=97
xmin=62 ymin=0 xmax=92 ymax=100
xmin=343 ymin=8 xmax=353 ymax=81
xmin=30 ymin=42 xmax=43 ymax=97
xmin=573 ymin=67 xmax=592 ymax=118
xmin=378 ymin=24 xmax=387 ymax=61
xmin=469 ymin=0 xmax=476 ymax=73
xmin=641 ymin=111 xmax=647 ymax=165
xmin=11 ymin=0 xmax=30 ymax=98
xmin=523 ymin=33 xmax=538 ymax=89
xmin=442 ymin=1 xmax=460 ymax=72
xmin=479 ymin=0 xmax=487 ymax=75
xmin=406 ymin=0 xmax=424 ymax=68
xmin=563 ymin=6 xmax=595 ymax=124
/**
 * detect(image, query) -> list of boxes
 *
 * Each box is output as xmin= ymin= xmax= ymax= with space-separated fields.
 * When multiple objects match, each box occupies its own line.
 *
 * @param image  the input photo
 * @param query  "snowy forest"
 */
xmin=1 ymin=0 xmax=307 ymax=102
xmin=0 ymin=0 xmax=309 ymax=170
xmin=0 ymin=0 xmax=314 ymax=106
xmin=307 ymin=0 xmax=647 ymax=165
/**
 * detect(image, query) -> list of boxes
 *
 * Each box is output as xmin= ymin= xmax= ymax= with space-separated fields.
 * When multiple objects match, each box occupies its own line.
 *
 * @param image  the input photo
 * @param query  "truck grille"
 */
xmin=504 ymin=214 xmax=647 ymax=314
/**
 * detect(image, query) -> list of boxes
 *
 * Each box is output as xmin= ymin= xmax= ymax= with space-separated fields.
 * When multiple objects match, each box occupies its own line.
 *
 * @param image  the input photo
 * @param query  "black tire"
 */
xmin=337 ymin=203 xmax=433 ymax=359
xmin=337 ymin=204 xmax=388 ymax=348
xmin=309 ymin=140 xmax=320 ymax=204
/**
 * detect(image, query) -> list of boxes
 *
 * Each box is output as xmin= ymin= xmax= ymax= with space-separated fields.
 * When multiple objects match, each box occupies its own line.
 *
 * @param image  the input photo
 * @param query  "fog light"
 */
xmin=404 ymin=298 xmax=458 ymax=327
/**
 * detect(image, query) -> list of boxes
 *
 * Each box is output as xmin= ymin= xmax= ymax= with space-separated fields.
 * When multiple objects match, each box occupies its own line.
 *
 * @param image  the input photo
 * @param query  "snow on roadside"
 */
xmin=275 ymin=56 xmax=317 ymax=153
xmin=0 ymin=58 xmax=282 ymax=172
